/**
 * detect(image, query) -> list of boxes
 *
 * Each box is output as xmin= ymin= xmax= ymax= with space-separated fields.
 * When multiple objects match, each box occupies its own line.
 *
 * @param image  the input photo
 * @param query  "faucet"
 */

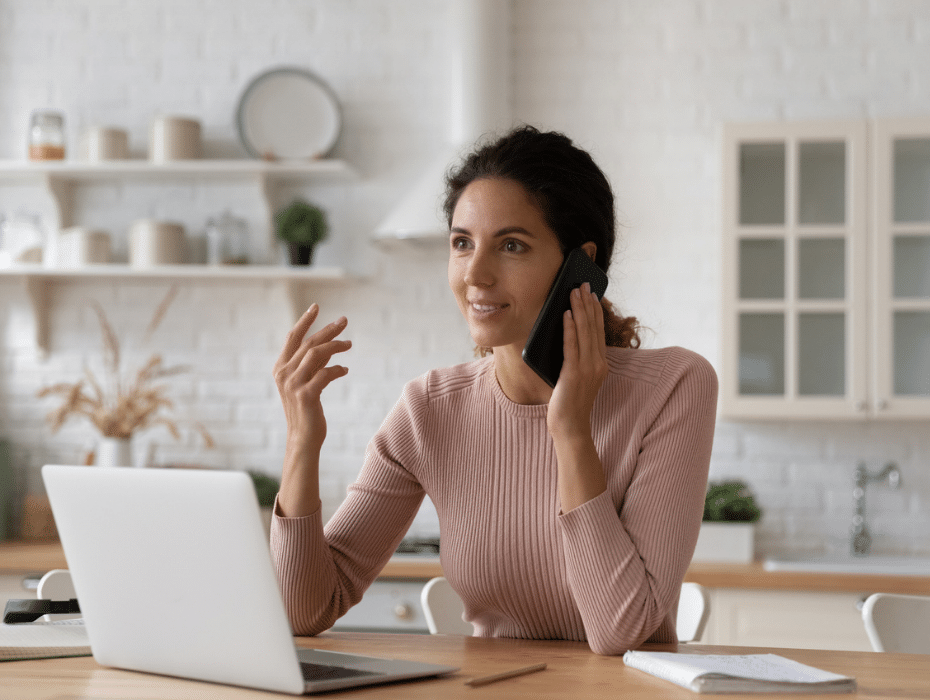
xmin=850 ymin=461 xmax=902 ymax=556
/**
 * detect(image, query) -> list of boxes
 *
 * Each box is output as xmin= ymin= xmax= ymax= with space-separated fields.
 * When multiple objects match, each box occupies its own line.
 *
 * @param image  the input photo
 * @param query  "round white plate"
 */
xmin=236 ymin=67 xmax=341 ymax=160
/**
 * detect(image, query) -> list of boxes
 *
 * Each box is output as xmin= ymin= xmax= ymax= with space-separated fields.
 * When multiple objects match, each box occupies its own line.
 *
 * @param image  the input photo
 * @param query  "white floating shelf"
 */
xmin=0 ymin=263 xmax=348 ymax=281
xmin=0 ymin=265 xmax=353 ymax=357
xmin=0 ymin=159 xmax=356 ymax=182
xmin=0 ymin=158 xmax=359 ymax=358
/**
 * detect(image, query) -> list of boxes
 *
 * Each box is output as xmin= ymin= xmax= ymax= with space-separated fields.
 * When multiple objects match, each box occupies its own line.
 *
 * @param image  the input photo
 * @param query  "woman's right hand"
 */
xmin=273 ymin=303 xmax=352 ymax=517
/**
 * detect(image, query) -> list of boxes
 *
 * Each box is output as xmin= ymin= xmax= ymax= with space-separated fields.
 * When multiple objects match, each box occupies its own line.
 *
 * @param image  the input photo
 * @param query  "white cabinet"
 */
xmin=722 ymin=118 xmax=930 ymax=419
xmin=0 ymin=159 xmax=356 ymax=355
xmin=702 ymin=589 xmax=872 ymax=652
xmin=331 ymin=580 xmax=429 ymax=634
xmin=871 ymin=120 xmax=930 ymax=417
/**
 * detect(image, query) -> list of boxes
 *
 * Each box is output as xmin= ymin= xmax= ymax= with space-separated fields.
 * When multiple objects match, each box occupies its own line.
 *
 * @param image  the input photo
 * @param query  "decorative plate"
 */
xmin=236 ymin=67 xmax=341 ymax=160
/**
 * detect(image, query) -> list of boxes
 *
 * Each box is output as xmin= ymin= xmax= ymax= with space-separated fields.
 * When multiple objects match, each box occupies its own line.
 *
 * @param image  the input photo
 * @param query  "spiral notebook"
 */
xmin=623 ymin=651 xmax=856 ymax=694
xmin=0 ymin=619 xmax=90 ymax=661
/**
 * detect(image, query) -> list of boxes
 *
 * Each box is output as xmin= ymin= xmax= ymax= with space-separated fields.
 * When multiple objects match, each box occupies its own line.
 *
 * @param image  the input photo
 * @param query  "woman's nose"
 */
xmin=463 ymin=248 xmax=495 ymax=287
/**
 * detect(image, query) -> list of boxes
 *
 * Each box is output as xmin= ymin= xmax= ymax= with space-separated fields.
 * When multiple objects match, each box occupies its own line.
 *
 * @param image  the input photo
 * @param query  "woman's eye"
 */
xmin=504 ymin=239 xmax=525 ymax=253
xmin=451 ymin=236 xmax=471 ymax=250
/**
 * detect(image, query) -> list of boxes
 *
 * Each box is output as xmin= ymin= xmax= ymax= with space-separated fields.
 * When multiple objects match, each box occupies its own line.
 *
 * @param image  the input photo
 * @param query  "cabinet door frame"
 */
xmin=871 ymin=118 xmax=930 ymax=418
xmin=721 ymin=120 xmax=869 ymax=419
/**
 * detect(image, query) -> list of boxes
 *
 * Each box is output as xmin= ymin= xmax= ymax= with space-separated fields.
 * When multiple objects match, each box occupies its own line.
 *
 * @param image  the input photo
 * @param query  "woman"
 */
xmin=270 ymin=126 xmax=717 ymax=655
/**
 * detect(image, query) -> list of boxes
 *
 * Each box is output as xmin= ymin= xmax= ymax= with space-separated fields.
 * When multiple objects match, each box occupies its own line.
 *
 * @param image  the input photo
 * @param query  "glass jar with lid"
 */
xmin=205 ymin=211 xmax=250 ymax=265
xmin=28 ymin=110 xmax=66 ymax=161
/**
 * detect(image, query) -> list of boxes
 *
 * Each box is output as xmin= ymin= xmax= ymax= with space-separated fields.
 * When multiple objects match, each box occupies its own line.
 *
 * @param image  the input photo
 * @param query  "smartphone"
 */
xmin=522 ymin=247 xmax=609 ymax=388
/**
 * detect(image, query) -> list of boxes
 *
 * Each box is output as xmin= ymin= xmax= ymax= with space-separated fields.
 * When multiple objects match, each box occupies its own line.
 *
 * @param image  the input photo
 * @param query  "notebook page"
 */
xmin=1 ymin=620 xmax=89 ymax=649
xmin=624 ymin=651 xmax=851 ymax=685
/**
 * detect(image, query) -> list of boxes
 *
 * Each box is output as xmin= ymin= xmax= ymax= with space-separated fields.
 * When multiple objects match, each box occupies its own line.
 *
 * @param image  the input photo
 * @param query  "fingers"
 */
xmin=293 ymin=337 xmax=353 ymax=387
xmin=589 ymin=286 xmax=606 ymax=359
xmin=304 ymin=362 xmax=350 ymax=396
xmin=562 ymin=306 xmax=579 ymax=364
xmin=552 ymin=285 xmax=607 ymax=432
xmin=280 ymin=303 xmax=321 ymax=362
xmin=276 ymin=304 xmax=347 ymax=367
xmin=567 ymin=283 xmax=605 ymax=361
xmin=304 ymin=314 xmax=349 ymax=350
xmin=274 ymin=305 xmax=352 ymax=395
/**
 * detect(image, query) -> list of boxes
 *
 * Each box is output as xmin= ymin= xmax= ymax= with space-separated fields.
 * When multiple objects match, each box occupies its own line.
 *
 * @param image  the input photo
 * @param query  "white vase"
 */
xmin=691 ymin=522 xmax=756 ymax=563
xmin=95 ymin=437 xmax=132 ymax=467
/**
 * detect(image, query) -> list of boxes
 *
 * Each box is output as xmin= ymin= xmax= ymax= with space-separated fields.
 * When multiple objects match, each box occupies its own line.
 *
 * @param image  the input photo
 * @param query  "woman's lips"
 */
xmin=469 ymin=302 xmax=508 ymax=317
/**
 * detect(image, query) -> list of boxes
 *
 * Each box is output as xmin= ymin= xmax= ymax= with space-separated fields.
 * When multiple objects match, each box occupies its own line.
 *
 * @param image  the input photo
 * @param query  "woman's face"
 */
xmin=448 ymin=177 xmax=564 ymax=353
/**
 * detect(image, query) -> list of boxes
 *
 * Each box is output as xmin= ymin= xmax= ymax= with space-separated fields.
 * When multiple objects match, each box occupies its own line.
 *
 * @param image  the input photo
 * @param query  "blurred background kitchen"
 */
xmin=0 ymin=0 xmax=928 ymax=562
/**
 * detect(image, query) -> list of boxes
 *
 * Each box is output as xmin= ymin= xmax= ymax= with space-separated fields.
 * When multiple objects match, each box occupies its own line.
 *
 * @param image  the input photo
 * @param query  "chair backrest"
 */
xmin=420 ymin=577 xmax=473 ymax=635
xmin=862 ymin=592 xmax=930 ymax=653
xmin=420 ymin=576 xmax=711 ymax=642
xmin=676 ymin=582 xmax=710 ymax=643
xmin=37 ymin=569 xmax=80 ymax=622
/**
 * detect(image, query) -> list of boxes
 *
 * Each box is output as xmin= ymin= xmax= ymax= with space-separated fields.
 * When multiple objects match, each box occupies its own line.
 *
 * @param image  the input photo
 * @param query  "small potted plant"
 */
xmin=249 ymin=470 xmax=280 ymax=538
xmin=692 ymin=480 xmax=762 ymax=563
xmin=274 ymin=198 xmax=329 ymax=265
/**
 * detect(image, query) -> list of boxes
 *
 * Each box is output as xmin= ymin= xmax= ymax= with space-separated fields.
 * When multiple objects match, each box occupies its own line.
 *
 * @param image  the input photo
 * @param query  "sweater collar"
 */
xmin=480 ymin=357 xmax=549 ymax=418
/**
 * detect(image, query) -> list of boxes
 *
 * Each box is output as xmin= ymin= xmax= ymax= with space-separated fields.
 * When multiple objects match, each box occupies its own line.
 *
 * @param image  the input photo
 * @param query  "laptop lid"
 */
xmin=42 ymin=465 xmax=456 ymax=695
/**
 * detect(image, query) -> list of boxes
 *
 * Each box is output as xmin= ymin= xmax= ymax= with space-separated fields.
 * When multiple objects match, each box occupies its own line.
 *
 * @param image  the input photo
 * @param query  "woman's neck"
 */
xmin=492 ymin=344 xmax=554 ymax=405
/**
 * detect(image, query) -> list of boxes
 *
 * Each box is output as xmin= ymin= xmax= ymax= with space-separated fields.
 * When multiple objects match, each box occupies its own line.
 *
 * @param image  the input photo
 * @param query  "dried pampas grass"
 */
xmin=37 ymin=287 xmax=214 ymax=447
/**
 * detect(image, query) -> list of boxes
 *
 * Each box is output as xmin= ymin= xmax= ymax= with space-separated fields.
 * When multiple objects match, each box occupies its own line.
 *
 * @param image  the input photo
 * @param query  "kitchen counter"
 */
xmin=4 ymin=541 xmax=929 ymax=595
xmin=0 ymin=541 xmax=441 ymax=578
xmin=0 ymin=541 xmax=69 ymax=574
xmin=684 ymin=561 xmax=930 ymax=595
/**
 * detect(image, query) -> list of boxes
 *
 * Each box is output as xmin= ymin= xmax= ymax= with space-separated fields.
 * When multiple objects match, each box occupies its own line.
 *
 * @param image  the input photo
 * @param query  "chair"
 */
xmin=676 ymin=582 xmax=710 ymax=643
xmin=420 ymin=577 xmax=473 ymax=635
xmin=861 ymin=592 xmax=930 ymax=653
xmin=420 ymin=576 xmax=711 ymax=642
xmin=36 ymin=569 xmax=80 ymax=622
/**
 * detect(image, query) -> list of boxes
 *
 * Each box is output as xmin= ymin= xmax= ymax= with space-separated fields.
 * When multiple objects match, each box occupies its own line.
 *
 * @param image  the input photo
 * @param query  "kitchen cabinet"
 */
xmin=701 ymin=588 xmax=872 ymax=651
xmin=332 ymin=579 xmax=431 ymax=634
xmin=871 ymin=119 xmax=930 ymax=417
xmin=721 ymin=118 xmax=930 ymax=419
xmin=0 ymin=159 xmax=356 ymax=355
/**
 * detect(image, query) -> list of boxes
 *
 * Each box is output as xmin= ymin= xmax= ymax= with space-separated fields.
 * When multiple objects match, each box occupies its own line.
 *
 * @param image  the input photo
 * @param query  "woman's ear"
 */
xmin=581 ymin=241 xmax=597 ymax=262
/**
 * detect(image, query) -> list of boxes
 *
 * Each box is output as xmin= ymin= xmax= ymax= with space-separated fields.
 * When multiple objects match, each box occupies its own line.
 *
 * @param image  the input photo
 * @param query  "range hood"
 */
xmin=374 ymin=0 xmax=512 ymax=241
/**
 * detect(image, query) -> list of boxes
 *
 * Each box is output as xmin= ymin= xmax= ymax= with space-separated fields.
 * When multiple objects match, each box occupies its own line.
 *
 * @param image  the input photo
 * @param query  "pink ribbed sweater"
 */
xmin=271 ymin=345 xmax=717 ymax=655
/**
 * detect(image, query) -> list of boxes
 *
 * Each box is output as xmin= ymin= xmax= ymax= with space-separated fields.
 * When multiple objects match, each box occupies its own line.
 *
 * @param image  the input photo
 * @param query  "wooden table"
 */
xmin=0 ymin=632 xmax=928 ymax=699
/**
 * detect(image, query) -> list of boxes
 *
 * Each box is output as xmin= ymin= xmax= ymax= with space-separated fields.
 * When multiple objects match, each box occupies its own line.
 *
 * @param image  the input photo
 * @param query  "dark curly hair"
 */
xmin=443 ymin=125 xmax=640 ymax=351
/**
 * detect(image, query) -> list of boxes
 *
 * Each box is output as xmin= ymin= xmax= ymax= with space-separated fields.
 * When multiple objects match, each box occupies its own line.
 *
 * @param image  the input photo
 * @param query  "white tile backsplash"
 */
xmin=2 ymin=0 xmax=930 ymax=556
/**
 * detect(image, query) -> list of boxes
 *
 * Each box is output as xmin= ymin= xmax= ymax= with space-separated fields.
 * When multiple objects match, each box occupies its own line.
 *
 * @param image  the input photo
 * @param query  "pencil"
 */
xmin=465 ymin=662 xmax=547 ymax=687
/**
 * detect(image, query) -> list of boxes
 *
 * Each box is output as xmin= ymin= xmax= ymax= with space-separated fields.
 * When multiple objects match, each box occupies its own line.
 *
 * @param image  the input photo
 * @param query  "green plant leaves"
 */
xmin=274 ymin=199 xmax=329 ymax=245
xmin=703 ymin=480 xmax=762 ymax=523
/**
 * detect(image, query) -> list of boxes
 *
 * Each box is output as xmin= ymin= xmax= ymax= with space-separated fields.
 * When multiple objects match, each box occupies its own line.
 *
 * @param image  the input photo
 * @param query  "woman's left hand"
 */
xmin=547 ymin=282 xmax=608 ymax=441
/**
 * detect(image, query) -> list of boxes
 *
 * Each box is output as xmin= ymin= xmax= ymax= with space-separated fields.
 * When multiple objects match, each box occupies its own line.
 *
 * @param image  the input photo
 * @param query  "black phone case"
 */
xmin=521 ymin=247 xmax=609 ymax=388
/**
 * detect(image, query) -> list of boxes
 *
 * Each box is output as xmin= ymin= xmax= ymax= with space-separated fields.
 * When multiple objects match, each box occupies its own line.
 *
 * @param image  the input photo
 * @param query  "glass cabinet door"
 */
xmin=873 ymin=121 xmax=930 ymax=416
xmin=722 ymin=121 xmax=868 ymax=419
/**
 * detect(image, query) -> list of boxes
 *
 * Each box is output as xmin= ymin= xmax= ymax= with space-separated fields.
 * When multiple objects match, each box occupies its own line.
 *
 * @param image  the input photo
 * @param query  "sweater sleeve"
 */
xmin=557 ymin=349 xmax=718 ymax=655
xmin=270 ymin=378 xmax=428 ymax=635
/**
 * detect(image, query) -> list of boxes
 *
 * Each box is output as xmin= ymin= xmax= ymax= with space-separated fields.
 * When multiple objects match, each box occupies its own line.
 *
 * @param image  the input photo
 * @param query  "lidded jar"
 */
xmin=28 ymin=110 xmax=66 ymax=161
xmin=205 ymin=211 xmax=250 ymax=265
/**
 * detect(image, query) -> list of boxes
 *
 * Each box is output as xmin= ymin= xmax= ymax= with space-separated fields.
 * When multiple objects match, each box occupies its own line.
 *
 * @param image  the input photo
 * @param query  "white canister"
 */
xmin=82 ymin=127 xmax=129 ymax=161
xmin=57 ymin=226 xmax=111 ymax=266
xmin=129 ymin=220 xmax=186 ymax=266
xmin=149 ymin=115 xmax=202 ymax=161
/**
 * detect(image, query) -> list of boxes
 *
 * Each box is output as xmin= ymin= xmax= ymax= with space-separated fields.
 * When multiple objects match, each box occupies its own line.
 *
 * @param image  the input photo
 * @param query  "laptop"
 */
xmin=42 ymin=465 xmax=458 ymax=695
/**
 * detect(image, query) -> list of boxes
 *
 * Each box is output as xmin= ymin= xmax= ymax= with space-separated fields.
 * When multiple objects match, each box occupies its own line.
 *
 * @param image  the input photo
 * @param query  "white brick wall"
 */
xmin=1 ymin=0 xmax=929 ymax=556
